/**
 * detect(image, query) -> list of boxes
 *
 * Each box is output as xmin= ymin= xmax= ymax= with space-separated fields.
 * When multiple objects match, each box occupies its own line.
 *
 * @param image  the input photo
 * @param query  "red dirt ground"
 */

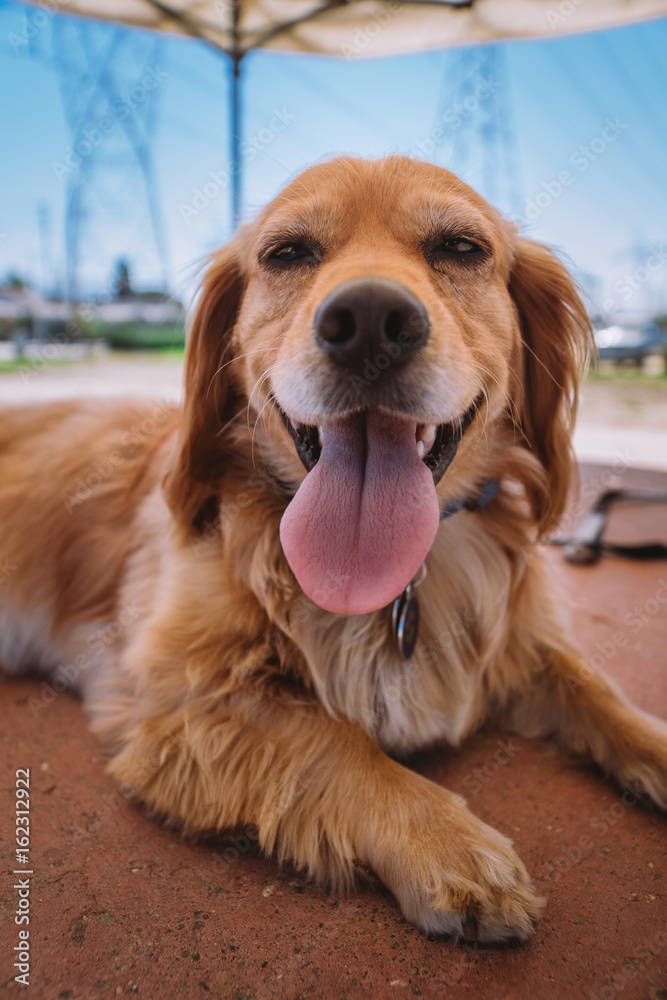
xmin=1 ymin=463 xmax=666 ymax=1000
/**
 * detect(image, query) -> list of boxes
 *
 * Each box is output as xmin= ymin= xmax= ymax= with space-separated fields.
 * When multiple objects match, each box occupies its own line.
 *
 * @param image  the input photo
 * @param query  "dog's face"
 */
xmin=238 ymin=157 xmax=515 ymax=430
xmin=166 ymin=156 xmax=591 ymax=615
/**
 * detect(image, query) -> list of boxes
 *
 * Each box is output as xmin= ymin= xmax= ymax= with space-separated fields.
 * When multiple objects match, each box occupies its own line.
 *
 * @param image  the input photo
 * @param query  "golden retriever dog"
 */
xmin=1 ymin=156 xmax=666 ymax=943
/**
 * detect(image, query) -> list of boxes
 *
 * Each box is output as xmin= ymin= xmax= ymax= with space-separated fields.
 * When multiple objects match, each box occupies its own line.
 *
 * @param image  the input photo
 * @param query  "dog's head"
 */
xmin=165 ymin=156 xmax=591 ymax=615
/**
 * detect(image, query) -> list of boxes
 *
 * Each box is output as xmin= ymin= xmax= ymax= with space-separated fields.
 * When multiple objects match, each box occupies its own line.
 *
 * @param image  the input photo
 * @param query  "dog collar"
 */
xmin=391 ymin=478 xmax=501 ymax=659
xmin=439 ymin=477 xmax=501 ymax=521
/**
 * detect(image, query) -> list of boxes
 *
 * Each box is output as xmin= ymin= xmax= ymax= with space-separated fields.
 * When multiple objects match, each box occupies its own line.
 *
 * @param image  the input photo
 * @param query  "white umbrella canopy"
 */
xmin=23 ymin=0 xmax=667 ymax=54
xmin=24 ymin=0 xmax=667 ymax=228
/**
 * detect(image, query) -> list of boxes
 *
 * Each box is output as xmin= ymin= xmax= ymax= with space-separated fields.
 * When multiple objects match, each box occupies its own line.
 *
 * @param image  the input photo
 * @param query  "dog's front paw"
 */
xmin=368 ymin=790 xmax=544 ymax=942
xmin=615 ymin=713 xmax=667 ymax=810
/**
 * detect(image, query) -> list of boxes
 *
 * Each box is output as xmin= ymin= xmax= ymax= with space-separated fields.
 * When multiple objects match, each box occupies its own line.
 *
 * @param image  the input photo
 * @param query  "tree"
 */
xmin=114 ymin=259 xmax=132 ymax=299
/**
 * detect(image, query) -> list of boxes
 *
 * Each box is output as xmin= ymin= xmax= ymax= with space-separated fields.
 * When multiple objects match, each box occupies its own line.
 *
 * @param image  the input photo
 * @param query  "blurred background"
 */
xmin=0 ymin=0 xmax=666 ymax=468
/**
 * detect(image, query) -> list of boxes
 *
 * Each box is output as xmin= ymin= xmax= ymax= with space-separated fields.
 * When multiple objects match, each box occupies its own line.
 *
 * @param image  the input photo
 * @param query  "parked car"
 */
xmin=594 ymin=322 xmax=664 ymax=364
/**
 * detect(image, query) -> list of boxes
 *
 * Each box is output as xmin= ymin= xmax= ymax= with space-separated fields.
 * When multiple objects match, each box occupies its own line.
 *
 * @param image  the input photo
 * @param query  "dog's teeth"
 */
xmin=416 ymin=423 xmax=437 ymax=455
xmin=318 ymin=426 xmax=323 ymax=447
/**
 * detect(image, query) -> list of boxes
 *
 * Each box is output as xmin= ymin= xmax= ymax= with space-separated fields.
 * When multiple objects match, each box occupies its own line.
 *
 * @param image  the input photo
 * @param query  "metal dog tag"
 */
xmin=394 ymin=587 xmax=419 ymax=660
xmin=392 ymin=563 xmax=426 ymax=660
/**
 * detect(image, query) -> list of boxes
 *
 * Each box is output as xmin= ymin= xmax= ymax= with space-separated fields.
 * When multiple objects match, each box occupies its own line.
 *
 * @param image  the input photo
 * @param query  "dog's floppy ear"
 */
xmin=164 ymin=240 xmax=247 ymax=529
xmin=509 ymin=236 xmax=593 ymax=533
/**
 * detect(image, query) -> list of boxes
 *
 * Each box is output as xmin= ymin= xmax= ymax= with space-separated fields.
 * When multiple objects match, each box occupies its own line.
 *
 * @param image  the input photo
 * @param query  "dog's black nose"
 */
xmin=315 ymin=278 xmax=429 ymax=374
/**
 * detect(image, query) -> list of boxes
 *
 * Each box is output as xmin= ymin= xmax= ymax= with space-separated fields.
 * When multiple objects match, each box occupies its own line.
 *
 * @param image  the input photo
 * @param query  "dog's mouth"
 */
xmin=279 ymin=397 xmax=482 ymax=487
xmin=278 ymin=399 xmax=483 ymax=617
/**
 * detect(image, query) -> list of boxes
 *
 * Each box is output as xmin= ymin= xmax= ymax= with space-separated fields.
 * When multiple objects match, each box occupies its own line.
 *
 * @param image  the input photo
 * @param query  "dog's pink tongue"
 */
xmin=280 ymin=410 xmax=440 ymax=615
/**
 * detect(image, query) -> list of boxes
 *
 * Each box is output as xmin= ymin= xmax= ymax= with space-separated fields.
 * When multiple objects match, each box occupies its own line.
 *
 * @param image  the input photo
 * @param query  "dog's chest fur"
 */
xmin=280 ymin=513 xmax=520 ymax=754
xmin=94 ymin=491 xmax=525 ymax=756
xmin=0 ymin=471 xmax=524 ymax=760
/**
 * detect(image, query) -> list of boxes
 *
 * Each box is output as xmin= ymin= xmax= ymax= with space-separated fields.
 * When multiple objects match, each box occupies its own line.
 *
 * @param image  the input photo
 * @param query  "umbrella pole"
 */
xmin=230 ymin=54 xmax=242 ymax=230
xmin=230 ymin=0 xmax=242 ymax=231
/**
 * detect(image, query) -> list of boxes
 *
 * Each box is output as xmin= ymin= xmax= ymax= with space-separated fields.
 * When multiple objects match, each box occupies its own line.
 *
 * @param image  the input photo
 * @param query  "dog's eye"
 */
xmin=433 ymin=237 xmax=484 ymax=257
xmin=442 ymin=238 xmax=480 ymax=254
xmin=425 ymin=235 xmax=489 ymax=268
xmin=268 ymin=242 xmax=316 ymax=265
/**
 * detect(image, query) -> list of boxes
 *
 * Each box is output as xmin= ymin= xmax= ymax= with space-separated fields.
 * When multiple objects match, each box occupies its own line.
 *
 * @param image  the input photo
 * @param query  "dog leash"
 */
xmin=391 ymin=482 xmax=667 ymax=657
xmin=549 ymin=488 xmax=667 ymax=565
xmin=391 ymin=478 xmax=501 ymax=659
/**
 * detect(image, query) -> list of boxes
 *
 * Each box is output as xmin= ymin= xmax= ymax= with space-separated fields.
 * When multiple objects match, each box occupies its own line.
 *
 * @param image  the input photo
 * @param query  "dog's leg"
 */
xmin=506 ymin=647 xmax=667 ymax=808
xmin=104 ymin=694 xmax=543 ymax=941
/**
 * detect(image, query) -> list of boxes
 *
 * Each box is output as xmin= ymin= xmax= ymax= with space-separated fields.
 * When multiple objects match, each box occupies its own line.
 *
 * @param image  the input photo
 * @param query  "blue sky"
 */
xmin=0 ymin=0 xmax=666 ymax=318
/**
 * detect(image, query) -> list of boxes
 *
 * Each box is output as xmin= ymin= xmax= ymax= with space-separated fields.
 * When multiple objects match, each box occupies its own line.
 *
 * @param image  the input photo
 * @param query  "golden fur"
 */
xmin=1 ymin=156 xmax=666 ymax=942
